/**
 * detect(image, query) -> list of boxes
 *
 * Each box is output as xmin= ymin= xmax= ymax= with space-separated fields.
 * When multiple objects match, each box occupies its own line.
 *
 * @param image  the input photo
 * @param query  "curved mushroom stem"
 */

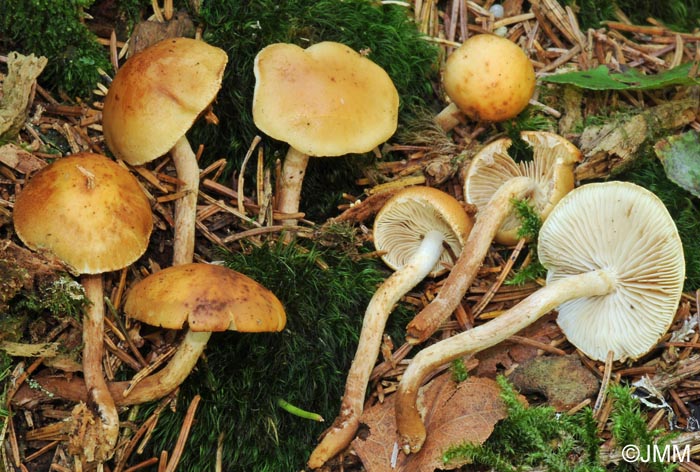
xmin=114 ymin=329 xmax=211 ymax=404
xmin=406 ymin=176 xmax=536 ymax=344
xmin=170 ymin=135 xmax=200 ymax=266
xmin=276 ymin=147 xmax=310 ymax=227
xmin=397 ymin=269 xmax=616 ymax=454
xmin=20 ymin=330 xmax=211 ymax=407
xmin=80 ymin=274 xmax=119 ymax=462
xmin=308 ymin=230 xmax=447 ymax=469
xmin=434 ymin=102 xmax=463 ymax=132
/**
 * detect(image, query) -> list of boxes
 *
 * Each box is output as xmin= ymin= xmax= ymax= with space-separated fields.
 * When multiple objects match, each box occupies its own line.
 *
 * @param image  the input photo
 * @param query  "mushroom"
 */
xmin=13 ymin=152 xmax=153 ymax=462
xmin=102 ymin=37 xmax=228 ymax=265
xmin=252 ymin=41 xmax=399 ymax=227
xmin=118 ymin=262 xmax=286 ymax=404
xmin=308 ymin=186 xmax=472 ymax=469
xmin=396 ymin=181 xmax=686 ymax=453
xmin=405 ymin=131 xmax=581 ymax=344
xmin=435 ymin=34 xmax=536 ymax=131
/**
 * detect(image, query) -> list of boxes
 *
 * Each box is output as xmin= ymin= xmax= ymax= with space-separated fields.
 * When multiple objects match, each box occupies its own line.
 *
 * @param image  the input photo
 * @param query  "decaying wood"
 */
xmin=575 ymin=98 xmax=698 ymax=181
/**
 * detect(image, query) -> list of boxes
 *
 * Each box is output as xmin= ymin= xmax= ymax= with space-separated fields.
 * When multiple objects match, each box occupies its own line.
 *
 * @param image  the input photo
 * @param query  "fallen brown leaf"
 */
xmin=353 ymin=375 xmax=508 ymax=472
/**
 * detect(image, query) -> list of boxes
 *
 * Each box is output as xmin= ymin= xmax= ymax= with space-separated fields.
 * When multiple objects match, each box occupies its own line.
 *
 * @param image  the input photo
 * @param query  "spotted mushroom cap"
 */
xmin=464 ymin=131 xmax=582 ymax=246
xmin=443 ymin=34 xmax=535 ymax=122
xmin=252 ymin=41 xmax=399 ymax=157
xmin=123 ymin=263 xmax=286 ymax=333
xmin=13 ymin=152 xmax=153 ymax=274
xmin=373 ymin=186 xmax=473 ymax=277
xmin=102 ymin=37 xmax=228 ymax=165
xmin=539 ymin=181 xmax=685 ymax=361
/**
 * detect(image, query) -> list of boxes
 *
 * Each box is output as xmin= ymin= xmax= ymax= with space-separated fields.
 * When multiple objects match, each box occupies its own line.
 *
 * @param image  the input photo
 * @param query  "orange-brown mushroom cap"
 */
xmin=13 ymin=152 xmax=153 ymax=274
xmin=443 ymin=34 xmax=535 ymax=122
xmin=102 ymin=37 xmax=228 ymax=165
xmin=252 ymin=41 xmax=399 ymax=157
xmin=124 ymin=263 xmax=286 ymax=333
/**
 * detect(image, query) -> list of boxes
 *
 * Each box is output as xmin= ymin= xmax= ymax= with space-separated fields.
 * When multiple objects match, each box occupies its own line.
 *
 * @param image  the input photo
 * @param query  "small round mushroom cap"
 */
xmin=443 ymin=34 xmax=535 ymax=122
xmin=252 ymin=41 xmax=399 ymax=157
xmin=539 ymin=181 xmax=685 ymax=361
xmin=464 ymin=131 xmax=582 ymax=246
xmin=13 ymin=152 xmax=153 ymax=274
xmin=102 ymin=37 xmax=228 ymax=165
xmin=373 ymin=186 xmax=473 ymax=277
xmin=124 ymin=263 xmax=286 ymax=333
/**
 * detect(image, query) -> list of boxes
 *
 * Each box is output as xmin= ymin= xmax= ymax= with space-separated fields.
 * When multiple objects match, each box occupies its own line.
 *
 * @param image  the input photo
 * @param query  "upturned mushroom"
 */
xmin=396 ymin=181 xmax=685 ymax=453
xmin=308 ymin=186 xmax=472 ymax=469
xmin=406 ymin=131 xmax=581 ymax=344
xmin=13 ymin=152 xmax=153 ymax=462
xmin=102 ymin=37 xmax=228 ymax=265
xmin=118 ymin=262 xmax=286 ymax=403
xmin=435 ymin=34 xmax=536 ymax=131
xmin=252 ymin=41 xmax=399 ymax=227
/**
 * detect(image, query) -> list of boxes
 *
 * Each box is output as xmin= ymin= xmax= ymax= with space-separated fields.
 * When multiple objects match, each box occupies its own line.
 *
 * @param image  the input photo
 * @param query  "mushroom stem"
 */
xmin=170 ymin=135 xmax=199 ymax=266
xmin=406 ymin=176 xmax=536 ymax=344
xmin=276 ymin=147 xmax=310 ymax=227
xmin=396 ymin=268 xmax=616 ymax=454
xmin=434 ymin=102 xmax=462 ymax=132
xmin=308 ymin=230 xmax=447 ymax=469
xmin=117 ymin=329 xmax=211 ymax=404
xmin=81 ymin=274 xmax=119 ymax=461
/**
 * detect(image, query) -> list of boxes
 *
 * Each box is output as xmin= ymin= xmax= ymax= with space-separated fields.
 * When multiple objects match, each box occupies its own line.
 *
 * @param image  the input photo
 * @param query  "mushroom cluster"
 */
xmin=395 ymin=181 xmax=685 ymax=453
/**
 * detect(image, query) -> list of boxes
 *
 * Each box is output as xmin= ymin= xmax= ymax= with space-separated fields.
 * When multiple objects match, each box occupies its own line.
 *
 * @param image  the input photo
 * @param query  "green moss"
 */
xmin=190 ymin=0 xmax=440 ymax=214
xmin=0 ymin=0 xmax=111 ymax=97
xmin=444 ymin=376 xmax=603 ymax=472
xmin=506 ymin=199 xmax=547 ymax=286
xmin=136 ymin=241 xmax=412 ymax=471
xmin=444 ymin=377 xmax=676 ymax=471
xmin=558 ymin=0 xmax=700 ymax=31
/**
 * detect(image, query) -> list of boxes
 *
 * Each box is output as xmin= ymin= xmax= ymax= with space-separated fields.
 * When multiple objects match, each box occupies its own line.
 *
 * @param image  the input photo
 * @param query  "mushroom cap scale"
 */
xmin=252 ymin=41 xmax=399 ymax=157
xmin=373 ymin=186 xmax=473 ymax=277
xmin=102 ymin=37 xmax=228 ymax=165
xmin=464 ymin=131 xmax=582 ymax=245
xmin=124 ymin=263 xmax=286 ymax=333
xmin=13 ymin=153 xmax=153 ymax=274
xmin=539 ymin=181 xmax=685 ymax=361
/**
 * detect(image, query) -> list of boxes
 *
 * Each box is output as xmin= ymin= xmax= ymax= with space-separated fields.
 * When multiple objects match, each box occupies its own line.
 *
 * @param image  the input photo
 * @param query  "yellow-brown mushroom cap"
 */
xmin=443 ymin=34 xmax=535 ymax=122
xmin=124 ymin=263 xmax=286 ymax=333
xmin=464 ymin=131 xmax=582 ymax=246
xmin=373 ymin=186 xmax=473 ymax=277
xmin=13 ymin=152 xmax=153 ymax=274
xmin=252 ymin=41 xmax=399 ymax=157
xmin=102 ymin=37 xmax=228 ymax=165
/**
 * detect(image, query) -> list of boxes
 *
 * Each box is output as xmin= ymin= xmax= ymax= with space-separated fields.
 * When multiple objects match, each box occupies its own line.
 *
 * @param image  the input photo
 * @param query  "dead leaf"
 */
xmin=352 ymin=375 xmax=508 ymax=472
xmin=474 ymin=314 xmax=560 ymax=377
xmin=0 ymin=143 xmax=47 ymax=174
xmin=0 ymin=51 xmax=48 ymax=139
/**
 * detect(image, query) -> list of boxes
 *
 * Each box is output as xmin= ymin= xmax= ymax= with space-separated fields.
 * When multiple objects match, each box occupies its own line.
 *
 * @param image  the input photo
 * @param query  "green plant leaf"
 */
xmin=654 ymin=131 xmax=700 ymax=198
xmin=541 ymin=62 xmax=700 ymax=90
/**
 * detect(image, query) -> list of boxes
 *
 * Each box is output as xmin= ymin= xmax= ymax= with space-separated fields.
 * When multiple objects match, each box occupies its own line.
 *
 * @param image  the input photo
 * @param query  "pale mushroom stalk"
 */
xmin=276 ymin=147 xmax=310 ymax=226
xmin=81 ymin=274 xmax=119 ymax=459
xmin=398 ymin=181 xmax=685 ymax=453
xmin=405 ymin=176 xmax=535 ymax=343
xmin=434 ymin=102 xmax=462 ymax=132
xmin=115 ymin=330 xmax=211 ymax=404
xmin=308 ymin=230 xmax=446 ymax=468
xmin=396 ymin=269 xmax=615 ymax=453
xmin=170 ymin=135 xmax=200 ymax=265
